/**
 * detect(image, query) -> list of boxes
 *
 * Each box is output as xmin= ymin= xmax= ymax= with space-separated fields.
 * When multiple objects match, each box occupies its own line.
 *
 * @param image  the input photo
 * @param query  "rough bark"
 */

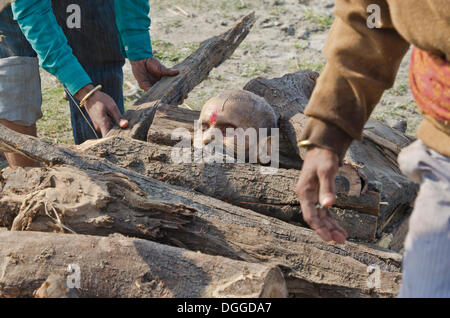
xmin=1 ymin=166 xmax=197 ymax=247
xmin=106 ymin=12 xmax=255 ymax=140
xmin=0 ymin=231 xmax=287 ymax=298
xmin=244 ymin=72 xmax=419 ymax=231
xmin=244 ymin=70 xmax=319 ymax=158
xmin=0 ymin=125 xmax=401 ymax=297
xmin=78 ymin=136 xmax=379 ymax=241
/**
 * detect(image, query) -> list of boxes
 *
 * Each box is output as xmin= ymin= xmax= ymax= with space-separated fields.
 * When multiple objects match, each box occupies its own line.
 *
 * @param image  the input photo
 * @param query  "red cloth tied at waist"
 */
xmin=410 ymin=47 xmax=450 ymax=123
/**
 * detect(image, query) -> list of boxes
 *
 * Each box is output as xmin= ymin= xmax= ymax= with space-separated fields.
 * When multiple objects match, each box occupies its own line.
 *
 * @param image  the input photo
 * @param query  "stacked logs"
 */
xmin=0 ymin=13 xmax=416 ymax=298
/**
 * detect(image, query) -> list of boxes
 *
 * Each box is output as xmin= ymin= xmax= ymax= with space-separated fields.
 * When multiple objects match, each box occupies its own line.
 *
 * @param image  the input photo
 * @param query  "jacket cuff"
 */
xmin=300 ymin=117 xmax=353 ymax=163
xmin=56 ymin=61 xmax=92 ymax=96
xmin=121 ymin=32 xmax=153 ymax=61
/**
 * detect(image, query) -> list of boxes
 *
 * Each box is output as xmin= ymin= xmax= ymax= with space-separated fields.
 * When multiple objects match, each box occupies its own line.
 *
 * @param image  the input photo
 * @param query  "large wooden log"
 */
xmin=244 ymin=72 xmax=419 ymax=231
xmin=0 ymin=125 xmax=402 ymax=297
xmin=0 ymin=231 xmax=287 ymax=298
xmin=78 ymin=136 xmax=379 ymax=241
xmin=106 ymin=12 xmax=255 ymax=140
xmin=1 ymin=165 xmax=198 ymax=246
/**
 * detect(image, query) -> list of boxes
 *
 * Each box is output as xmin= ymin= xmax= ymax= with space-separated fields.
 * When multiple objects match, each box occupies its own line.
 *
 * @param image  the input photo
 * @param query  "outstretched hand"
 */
xmin=296 ymin=146 xmax=347 ymax=244
xmin=131 ymin=57 xmax=179 ymax=91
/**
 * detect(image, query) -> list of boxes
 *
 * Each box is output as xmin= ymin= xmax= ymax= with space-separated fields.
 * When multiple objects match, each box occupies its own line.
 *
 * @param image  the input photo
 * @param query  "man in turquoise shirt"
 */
xmin=0 ymin=0 xmax=178 ymax=167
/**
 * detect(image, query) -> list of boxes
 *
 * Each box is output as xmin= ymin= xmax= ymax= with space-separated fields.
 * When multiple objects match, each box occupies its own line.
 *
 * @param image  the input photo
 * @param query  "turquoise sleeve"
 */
xmin=11 ymin=0 xmax=92 ymax=95
xmin=114 ymin=0 xmax=153 ymax=61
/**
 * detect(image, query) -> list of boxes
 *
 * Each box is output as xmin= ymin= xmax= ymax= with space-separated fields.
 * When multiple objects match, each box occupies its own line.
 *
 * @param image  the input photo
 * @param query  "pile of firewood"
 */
xmin=0 ymin=13 xmax=417 ymax=298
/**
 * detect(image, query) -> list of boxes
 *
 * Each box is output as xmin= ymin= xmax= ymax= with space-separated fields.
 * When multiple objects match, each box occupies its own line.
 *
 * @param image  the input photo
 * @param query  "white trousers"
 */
xmin=397 ymin=140 xmax=450 ymax=297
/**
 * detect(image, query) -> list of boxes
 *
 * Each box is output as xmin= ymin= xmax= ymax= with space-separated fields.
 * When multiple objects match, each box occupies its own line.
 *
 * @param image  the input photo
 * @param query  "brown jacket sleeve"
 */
xmin=301 ymin=0 xmax=410 ymax=161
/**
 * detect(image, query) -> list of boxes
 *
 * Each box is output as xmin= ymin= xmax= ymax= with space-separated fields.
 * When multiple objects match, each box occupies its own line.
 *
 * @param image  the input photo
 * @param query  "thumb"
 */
xmin=160 ymin=65 xmax=179 ymax=76
xmin=155 ymin=59 xmax=179 ymax=77
xmin=318 ymin=167 xmax=337 ymax=208
xmin=108 ymin=103 xmax=128 ymax=129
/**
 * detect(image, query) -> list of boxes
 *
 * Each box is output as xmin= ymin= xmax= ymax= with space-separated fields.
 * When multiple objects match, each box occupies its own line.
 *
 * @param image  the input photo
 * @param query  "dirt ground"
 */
xmin=32 ymin=0 xmax=420 ymax=146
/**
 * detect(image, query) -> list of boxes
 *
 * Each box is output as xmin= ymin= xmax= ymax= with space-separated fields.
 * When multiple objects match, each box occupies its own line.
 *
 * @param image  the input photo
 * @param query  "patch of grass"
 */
xmin=168 ymin=19 xmax=182 ymax=28
xmin=240 ymin=63 xmax=271 ymax=78
xmin=152 ymin=39 xmax=180 ymax=62
xmin=240 ymin=42 xmax=251 ymax=50
xmin=388 ymin=82 xmax=410 ymax=96
xmin=184 ymin=42 xmax=200 ymax=52
xmin=375 ymin=100 xmax=420 ymax=135
xmin=290 ymin=58 xmax=325 ymax=73
xmin=38 ymin=84 xmax=74 ymax=144
xmin=186 ymin=90 xmax=211 ymax=111
xmin=270 ymin=5 xmax=287 ymax=16
xmin=239 ymin=40 xmax=267 ymax=56
xmin=220 ymin=0 xmax=250 ymax=11
xmin=303 ymin=9 xmax=334 ymax=30
xmin=294 ymin=40 xmax=309 ymax=50
xmin=153 ymin=40 xmax=199 ymax=64
xmin=234 ymin=0 xmax=250 ymax=10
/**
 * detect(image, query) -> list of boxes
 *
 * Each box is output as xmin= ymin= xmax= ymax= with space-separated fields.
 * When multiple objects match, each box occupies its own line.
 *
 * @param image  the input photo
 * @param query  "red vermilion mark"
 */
xmin=209 ymin=110 xmax=218 ymax=124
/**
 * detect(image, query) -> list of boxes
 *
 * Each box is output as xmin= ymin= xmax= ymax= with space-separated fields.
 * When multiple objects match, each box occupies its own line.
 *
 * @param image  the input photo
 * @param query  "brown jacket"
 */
xmin=301 ymin=0 xmax=450 ymax=161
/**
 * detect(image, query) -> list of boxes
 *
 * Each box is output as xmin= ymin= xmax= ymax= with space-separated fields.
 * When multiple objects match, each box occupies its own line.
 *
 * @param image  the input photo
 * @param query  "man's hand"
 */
xmin=75 ymin=84 xmax=128 ymax=137
xmin=131 ymin=57 xmax=179 ymax=91
xmin=296 ymin=146 xmax=347 ymax=244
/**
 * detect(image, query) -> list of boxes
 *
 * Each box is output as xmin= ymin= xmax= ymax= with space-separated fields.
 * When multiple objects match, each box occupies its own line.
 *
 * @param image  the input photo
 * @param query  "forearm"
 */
xmin=114 ymin=0 xmax=153 ymax=61
xmin=11 ymin=0 xmax=91 ymax=95
xmin=302 ymin=0 xmax=410 ymax=160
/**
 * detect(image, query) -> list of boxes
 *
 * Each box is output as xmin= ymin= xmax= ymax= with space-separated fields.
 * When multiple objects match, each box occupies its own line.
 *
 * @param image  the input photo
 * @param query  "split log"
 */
xmin=78 ymin=136 xmax=379 ymax=241
xmin=106 ymin=12 xmax=255 ymax=140
xmin=0 ymin=231 xmax=287 ymax=298
xmin=363 ymin=119 xmax=415 ymax=157
xmin=0 ymin=125 xmax=402 ymax=297
xmin=343 ymin=135 xmax=418 ymax=230
xmin=244 ymin=72 xmax=419 ymax=231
